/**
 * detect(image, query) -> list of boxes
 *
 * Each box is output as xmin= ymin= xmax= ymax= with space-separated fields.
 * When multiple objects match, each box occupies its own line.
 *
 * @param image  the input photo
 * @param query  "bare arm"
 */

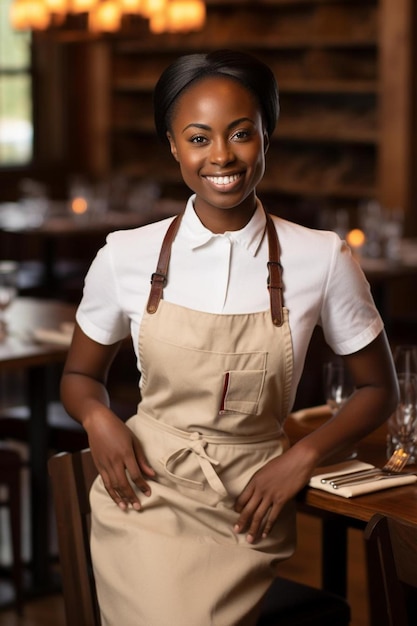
xmin=61 ymin=323 xmax=155 ymax=510
xmin=234 ymin=330 xmax=399 ymax=542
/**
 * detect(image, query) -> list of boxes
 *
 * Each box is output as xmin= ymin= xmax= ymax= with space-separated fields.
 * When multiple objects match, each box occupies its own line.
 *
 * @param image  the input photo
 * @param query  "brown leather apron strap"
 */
xmin=147 ymin=208 xmax=284 ymax=326
xmin=147 ymin=213 xmax=183 ymax=314
xmin=265 ymin=211 xmax=284 ymax=327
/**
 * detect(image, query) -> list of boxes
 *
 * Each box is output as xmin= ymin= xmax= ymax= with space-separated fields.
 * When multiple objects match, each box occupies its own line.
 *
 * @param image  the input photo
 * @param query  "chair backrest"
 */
xmin=48 ymin=449 xmax=101 ymax=626
xmin=364 ymin=513 xmax=417 ymax=626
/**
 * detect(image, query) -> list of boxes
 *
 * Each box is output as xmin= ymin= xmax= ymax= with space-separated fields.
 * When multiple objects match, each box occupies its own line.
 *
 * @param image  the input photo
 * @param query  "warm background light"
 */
xmin=71 ymin=197 xmax=88 ymax=214
xmin=166 ymin=0 xmax=205 ymax=32
xmin=10 ymin=0 xmax=51 ymax=30
xmin=346 ymin=228 xmax=366 ymax=249
xmin=10 ymin=0 xmax=206 ymax=33
xmin=89 ymin=0 xmax=122 ymax=31
xmin=70 ymin=0 xmax=97 ymax=12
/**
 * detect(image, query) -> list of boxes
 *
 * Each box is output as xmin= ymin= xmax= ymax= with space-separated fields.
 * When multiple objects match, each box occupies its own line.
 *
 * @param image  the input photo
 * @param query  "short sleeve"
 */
xmin=76 ymin=241 xmax=131 ymax=345
xmin=319 ymin=236 xmax=384 ymax=355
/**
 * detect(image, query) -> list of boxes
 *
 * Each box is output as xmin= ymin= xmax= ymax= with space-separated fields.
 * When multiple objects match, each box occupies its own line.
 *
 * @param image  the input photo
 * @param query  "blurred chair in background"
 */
xmin=365 ymin=513 xmax=417 ymax=626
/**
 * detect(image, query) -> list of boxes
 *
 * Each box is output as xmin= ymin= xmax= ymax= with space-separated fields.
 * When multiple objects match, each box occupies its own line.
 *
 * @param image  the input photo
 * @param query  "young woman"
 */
xmin=61 ymin=49 xmax=398 ymax=625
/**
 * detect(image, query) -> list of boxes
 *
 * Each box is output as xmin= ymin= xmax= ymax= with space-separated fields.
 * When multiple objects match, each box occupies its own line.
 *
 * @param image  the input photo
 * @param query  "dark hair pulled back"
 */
xmin=153 ymin=49 xmax=279 ymax=143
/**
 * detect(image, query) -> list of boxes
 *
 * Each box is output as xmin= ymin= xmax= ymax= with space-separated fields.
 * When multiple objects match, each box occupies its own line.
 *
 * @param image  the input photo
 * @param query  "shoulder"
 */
xmin=106 ymin=215 xmax=178 ymax=250
xmin=101 ymin=216 xmax=178 ymax=269
xmin=268 ymin=214 xmax=343 ymax=265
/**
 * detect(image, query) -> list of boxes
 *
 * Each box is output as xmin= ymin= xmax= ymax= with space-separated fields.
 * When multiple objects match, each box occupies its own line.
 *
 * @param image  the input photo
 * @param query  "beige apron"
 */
xmin=90 ymin=211 xmax=296 ymax=626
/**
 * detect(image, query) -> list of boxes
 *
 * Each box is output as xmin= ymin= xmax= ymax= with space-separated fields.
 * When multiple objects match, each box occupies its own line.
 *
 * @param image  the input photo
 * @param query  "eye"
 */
xmin=189 ymin=134 xmax=208 ymax=144
xmin=231 ymin=128 xmax=251 ymax=141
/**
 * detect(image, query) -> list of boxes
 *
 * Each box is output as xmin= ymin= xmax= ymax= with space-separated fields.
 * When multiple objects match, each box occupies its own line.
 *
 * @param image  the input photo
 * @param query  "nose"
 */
xmin=210 ymin=138 xmax=235 ymax=166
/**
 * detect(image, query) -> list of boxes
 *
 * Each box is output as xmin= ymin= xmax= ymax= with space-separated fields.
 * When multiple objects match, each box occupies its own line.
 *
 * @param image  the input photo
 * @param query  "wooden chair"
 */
xmin=0 ymin=446 xmax=23 ymax=613
xmin=364 ymin=513 xmax=417 ymax=626
xmin=48 ymin=449 xmax=350 ymax=626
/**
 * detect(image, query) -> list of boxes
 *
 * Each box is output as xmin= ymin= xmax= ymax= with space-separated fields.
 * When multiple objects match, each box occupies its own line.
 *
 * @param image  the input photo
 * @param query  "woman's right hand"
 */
xmin=61 ymin=324 xmax=155 ymax=511
xmin=86 ymin=407 xmax=156 ymax=510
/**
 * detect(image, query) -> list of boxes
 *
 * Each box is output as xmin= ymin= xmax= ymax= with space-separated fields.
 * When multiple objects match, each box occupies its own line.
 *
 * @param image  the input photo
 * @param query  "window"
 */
xmin=0 ymin=0 xmax=33 ymax=165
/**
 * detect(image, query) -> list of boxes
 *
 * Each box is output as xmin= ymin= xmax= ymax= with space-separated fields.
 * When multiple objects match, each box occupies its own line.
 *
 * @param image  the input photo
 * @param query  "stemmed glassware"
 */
xmin=0 ymin=261 xmax=19 ymax=341
xmin=323 ymin=360 xmax=357 ymax=459
xmin=323 ymin=361 xmax=354 ymax=415
xmin=387 ymin=345 xmax=417 ymax=464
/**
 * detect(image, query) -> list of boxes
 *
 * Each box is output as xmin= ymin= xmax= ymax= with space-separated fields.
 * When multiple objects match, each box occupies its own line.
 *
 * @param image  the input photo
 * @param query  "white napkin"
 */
xmin=309 ymin=460 xmax=417 ymax=498
xmin=33 ymin=322 xmax=74 ymax=346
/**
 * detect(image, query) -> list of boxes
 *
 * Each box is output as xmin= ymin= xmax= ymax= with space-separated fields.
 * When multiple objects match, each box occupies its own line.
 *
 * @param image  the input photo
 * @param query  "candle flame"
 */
xmin=71 ymin=197 xmax=88 ymax=214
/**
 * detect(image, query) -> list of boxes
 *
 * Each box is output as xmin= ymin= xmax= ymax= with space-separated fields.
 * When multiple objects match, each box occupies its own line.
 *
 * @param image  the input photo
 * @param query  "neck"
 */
xmin=193 ymin=198 xmax=257 ymax=234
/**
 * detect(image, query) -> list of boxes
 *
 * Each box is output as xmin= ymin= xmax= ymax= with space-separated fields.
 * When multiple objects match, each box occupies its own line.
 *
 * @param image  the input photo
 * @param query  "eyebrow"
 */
xmin=181 ymin=117 xmax=256 ymax=134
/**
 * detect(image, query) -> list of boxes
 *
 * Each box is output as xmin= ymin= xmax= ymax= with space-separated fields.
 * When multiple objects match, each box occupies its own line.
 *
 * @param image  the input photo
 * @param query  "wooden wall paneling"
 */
xmin=378 ymin=0 xmax=414 ymax=222
xmin=86 ymin=42 xmax=112 ymax=179
xmin=64 ymin=41 xmax=111 ymax=181
xmin=105 ymin=0 xmax=414 ymax=231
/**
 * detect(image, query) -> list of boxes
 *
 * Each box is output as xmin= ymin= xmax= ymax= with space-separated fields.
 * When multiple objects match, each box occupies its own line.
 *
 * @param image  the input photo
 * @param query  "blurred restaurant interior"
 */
xmin=1 ymin=0 xmax=417 ymax=624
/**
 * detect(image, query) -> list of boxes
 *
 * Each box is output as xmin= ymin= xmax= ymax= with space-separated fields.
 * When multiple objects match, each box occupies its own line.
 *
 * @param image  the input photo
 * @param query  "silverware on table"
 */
xmin=332 ymin=472 xmax=416 ymax=489
xmin=320 ymin=448 xmax=410 ymax=485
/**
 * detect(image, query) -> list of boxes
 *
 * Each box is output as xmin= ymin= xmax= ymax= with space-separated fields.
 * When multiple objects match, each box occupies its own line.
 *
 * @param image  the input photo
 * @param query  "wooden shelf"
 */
xmin=105 ymin=0 xmax=415 ymax=224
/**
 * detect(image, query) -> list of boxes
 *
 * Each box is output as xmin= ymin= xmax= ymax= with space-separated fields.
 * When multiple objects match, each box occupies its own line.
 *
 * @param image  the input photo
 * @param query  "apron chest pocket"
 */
xmin=219 ymin=369 xmax=266 ymax=415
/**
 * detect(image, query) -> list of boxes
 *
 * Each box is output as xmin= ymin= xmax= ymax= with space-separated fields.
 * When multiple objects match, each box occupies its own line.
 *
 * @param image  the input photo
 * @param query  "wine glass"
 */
xmin=323 ymin=361 xmax=354 ymax=416
xmin=387 ymin=345 xmax=417 ymax=463
xmin=387 ymin=373 xmax=417 ymax=464
xmin=0 ymin=261 xmax=19 ymax=340
xmin=393 ymin=345 xmax=417 ymax=377
xmin=323 ymin=360 xmax=357 ymax=460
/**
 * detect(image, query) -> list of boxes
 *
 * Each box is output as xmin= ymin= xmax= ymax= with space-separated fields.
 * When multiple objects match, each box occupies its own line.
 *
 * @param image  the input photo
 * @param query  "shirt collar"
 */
xmin=180 ymin=195 xmax=267 ymax=257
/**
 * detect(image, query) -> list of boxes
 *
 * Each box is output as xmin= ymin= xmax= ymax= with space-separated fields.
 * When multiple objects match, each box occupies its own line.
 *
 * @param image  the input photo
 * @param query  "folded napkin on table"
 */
xmin=33 ymin=322 xmax=74 ymax=346
xmin=309 ymin=460 xmax=417 ymax=498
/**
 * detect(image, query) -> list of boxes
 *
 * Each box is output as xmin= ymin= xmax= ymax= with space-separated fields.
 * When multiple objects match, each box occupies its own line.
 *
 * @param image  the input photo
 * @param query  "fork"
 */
xmin=321 ymin=448 xmax=410 ymax=487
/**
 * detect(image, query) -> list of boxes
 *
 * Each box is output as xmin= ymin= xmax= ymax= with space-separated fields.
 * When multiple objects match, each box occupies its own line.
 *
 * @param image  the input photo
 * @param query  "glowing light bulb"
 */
xmin=346 ymin=228 xmax=366 ymax=257
xmin=167 ymin=0 xmax=205 ymax=32
xmin=10 ymin=0 xmax=51 ymax=30
xmin=71 ymin=196 xmax=88 ymax=214
xmin=89 ymin=0 xmax=122 ymax=30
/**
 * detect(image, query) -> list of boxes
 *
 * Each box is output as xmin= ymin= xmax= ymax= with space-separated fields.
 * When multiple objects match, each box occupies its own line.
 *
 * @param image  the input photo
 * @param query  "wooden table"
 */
xmin=286 ymin=415 xmax=417 ymax=597
xmin=358 ymin=241 xmax=417 ymax=327
xmin=0 ymin=297 xmax=75 ymax=591
xmin=0 ymin=200 xmax=181 ymax=294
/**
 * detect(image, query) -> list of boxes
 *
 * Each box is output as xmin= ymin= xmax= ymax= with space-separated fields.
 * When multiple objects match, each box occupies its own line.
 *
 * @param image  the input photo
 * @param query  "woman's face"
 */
xmin=167 ymin=75 xmax=268 ymax=232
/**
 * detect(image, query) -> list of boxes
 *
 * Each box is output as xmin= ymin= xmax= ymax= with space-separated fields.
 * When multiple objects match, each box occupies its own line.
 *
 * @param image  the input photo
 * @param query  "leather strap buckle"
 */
xmin=267 ymin=261 xmax=283 ymax=288
xmin=150 ymin=272 xmax=167 ymax=286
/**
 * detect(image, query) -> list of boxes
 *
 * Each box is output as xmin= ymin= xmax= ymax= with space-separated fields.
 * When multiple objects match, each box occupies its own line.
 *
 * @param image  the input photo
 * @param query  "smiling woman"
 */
xmin=60 ymin=49 xmax=398 ymax=626
xmin=0 ymin=0 xmax=33 ymax=165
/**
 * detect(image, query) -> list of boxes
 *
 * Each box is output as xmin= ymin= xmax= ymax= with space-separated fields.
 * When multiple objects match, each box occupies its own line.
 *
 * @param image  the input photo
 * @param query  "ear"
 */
xmin=167 ymin=132 xmax=179 ymax=162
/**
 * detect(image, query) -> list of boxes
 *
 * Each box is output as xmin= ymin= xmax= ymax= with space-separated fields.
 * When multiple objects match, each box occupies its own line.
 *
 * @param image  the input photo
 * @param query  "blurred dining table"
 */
xmin=286 ymin=409 xmax=417 ymax=598
xmin=0 ymin=199 xmax=182 ymax=295
xmin=0 ymin=297 xmax=76 ymax=592
xmin=359 ymin=240 xmax=417 ymax=325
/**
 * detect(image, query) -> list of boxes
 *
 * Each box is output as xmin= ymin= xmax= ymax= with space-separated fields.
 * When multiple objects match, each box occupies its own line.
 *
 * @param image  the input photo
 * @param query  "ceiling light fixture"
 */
xmin=10 ymin=0 xmax=206 ymax=34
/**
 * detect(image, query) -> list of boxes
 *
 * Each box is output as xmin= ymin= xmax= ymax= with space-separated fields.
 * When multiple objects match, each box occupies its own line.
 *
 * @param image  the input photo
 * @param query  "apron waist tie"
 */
xmin=138 ymin=411 xmax=284 ymax=496
xmin=161 ymin=432 xmax=228 ymax=497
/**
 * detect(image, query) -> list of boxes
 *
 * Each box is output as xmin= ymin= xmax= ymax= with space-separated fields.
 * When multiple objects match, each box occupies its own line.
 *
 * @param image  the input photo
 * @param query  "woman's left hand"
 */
xmin=234 ymin=447 xmax=313 ymax=543
xmin=234 ymin=332 xmax=399 ymax=544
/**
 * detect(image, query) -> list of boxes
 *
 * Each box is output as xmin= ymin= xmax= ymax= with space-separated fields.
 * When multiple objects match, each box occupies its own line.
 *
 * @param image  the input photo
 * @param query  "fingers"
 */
xmin=100 ymin=445 xmax=155 ymax=512
xmin=234 ymin=485 xmax=282 ymax=543
xmin=100 ymin=464 xmax=142 ymax=511
xmin=260 ymin=503 xmax=280 ymax=539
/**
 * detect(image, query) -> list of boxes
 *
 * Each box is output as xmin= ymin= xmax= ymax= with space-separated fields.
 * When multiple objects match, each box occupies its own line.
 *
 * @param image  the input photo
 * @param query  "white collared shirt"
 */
xmin=76 ymin=195 xmax=383 ymax=406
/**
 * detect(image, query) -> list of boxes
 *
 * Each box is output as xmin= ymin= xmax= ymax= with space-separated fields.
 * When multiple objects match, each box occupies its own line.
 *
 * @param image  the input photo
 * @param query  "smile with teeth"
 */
xmin=206 ymin=173 xmax=242 ymax=185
